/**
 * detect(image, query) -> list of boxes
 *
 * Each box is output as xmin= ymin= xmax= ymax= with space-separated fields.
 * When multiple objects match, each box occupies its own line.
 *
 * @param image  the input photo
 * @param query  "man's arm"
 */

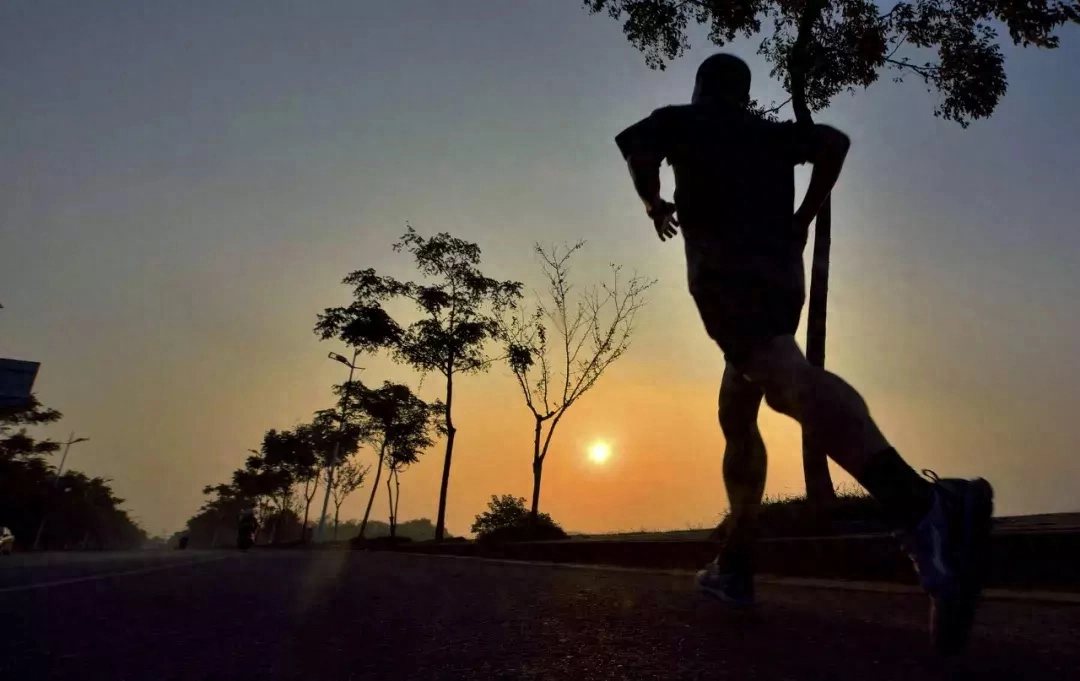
xmin=626 ymin=152 xmax=665 ymax=214
xmin=794 ymin=124 xmax=851 ymax=226
xmin=615 ymin=111 xmax=679 ymax=241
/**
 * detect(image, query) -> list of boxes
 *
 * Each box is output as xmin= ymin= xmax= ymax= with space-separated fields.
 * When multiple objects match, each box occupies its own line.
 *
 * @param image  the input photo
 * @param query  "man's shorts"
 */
xmin=689 ymin=256 xmax=805 ymax=369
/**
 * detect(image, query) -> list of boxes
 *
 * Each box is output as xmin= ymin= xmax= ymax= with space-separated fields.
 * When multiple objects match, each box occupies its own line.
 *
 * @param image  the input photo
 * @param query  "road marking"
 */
xmin=408 ymin=552 xmax=1080 ymax=605
xmin=0 ymin=555 xmax=235 ymax=595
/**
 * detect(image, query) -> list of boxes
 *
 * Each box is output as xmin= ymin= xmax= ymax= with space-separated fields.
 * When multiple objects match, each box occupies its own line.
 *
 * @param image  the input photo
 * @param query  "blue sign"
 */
xmin=0 ymin=359 xmax=41 ymax=407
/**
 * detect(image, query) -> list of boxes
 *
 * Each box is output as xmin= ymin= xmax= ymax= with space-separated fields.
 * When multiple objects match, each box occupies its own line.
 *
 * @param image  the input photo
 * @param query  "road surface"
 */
xmin=1 ymin=550 xmax=1077 ymax=680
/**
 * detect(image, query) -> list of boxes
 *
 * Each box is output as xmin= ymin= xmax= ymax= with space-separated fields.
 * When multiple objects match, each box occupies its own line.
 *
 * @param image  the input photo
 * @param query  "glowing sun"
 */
xmin=588 ymin=442 xmax=612 ymax=464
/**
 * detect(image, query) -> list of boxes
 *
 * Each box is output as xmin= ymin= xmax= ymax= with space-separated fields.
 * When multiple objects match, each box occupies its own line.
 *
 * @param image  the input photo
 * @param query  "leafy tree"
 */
xmin=470 ymin=494 xmax=566 ymax=542
xmin=503 ymin=242 xmax=654 ymax=525
xmin=0 ymin=396 xmax=144 ymax=550
xmin=311 ymin=383 xmax=368 ymax=526
xmin=261 ymin=427 xmax=320 ymax=540
xmin=186 ymin=483 xmax=252 ymax=548
xmin=335 ymin=380 xmax=443 ymax=539
xmin=0 ymin=394 xmax=61 ymax=462
xmin=232 ymin=444 xmax=299 ymax=543
xmin=585 ymin=0 xmax=1078 ymax=504
xmin=384 ymin=434 xmax=427 ymax=538
xmin=316 ymin=225 xmax=522 ymax=539
xmin=328 ymin=460 xmax=370 ymax=540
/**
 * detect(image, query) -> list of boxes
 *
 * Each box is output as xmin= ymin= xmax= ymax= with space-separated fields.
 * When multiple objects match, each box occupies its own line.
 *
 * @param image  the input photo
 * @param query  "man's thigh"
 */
xmin=690 ymin=261 xmax=804 ymax=369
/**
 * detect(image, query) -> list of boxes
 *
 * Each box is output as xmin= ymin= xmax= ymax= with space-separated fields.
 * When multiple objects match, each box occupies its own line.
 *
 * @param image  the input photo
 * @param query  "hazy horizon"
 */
xmin=4 ymin=1 xmax=1079 ymax=537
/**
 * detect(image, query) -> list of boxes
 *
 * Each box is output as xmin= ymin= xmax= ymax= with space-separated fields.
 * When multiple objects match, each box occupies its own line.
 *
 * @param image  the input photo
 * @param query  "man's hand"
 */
xmin=647 ymin=198 xmax=679 ymax=242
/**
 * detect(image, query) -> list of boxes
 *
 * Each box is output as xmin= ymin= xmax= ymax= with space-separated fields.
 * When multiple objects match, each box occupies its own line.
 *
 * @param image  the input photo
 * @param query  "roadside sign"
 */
xmin=0 ymin=358 xmax=40 ymax=407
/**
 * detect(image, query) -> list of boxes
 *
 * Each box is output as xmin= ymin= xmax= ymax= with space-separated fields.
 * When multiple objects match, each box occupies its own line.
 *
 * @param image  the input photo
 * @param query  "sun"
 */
xmin=588 ymin=442 xmax=611 ymax=464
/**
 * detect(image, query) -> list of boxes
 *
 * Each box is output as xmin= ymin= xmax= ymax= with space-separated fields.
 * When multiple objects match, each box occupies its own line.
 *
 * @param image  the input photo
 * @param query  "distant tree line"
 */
xmin=1 ymin=396 xmax=146 ymax=551
xmin=180 ymin=227 xmax=650 ymax=544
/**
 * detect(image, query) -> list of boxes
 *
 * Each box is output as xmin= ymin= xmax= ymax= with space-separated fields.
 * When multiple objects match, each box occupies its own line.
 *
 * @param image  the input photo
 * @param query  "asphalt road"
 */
xmin=2 ymin=550 xmax=1077 ymax=680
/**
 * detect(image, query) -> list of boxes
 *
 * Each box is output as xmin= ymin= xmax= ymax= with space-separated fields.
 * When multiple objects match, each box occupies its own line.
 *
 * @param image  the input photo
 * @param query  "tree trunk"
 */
xmin=333 ymin=504 xmax=341 ymax=540
xmin=802 ymin=200 xmax=838 ymax=506
xmin=393 ymin=468 xmax=402 ymax=537
xmin=788 ymin=0 xmax=837 ymax=509
xmin=359 ymin=444 xmax=386 ymax=539
xmin=301 ymin=478 xmax=317 ymax=543
xmin=530 ymin=458 xmax=544 ymax=526
xmin=529 ymin=416 xmax=544 ymax=527
xmin=434 ymin=370 xmax=456 ymax=541
xmin=386 ymin=476 xmax=395 ymax=537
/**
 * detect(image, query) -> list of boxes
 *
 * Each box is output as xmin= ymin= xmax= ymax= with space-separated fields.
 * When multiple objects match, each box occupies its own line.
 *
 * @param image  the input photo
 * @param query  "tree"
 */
xmin=328 ymin=460 xmax=369 ymax=540
xmin=584 ymin=0 xmax=1078 ymax=505
xmin=261 ymin=427 xmax=320 ymax=540
xmin=470 ymin=494 xmax=566 ymax=542
xmin=335 ymin=380 xmax=443 ymax=540
xmin=0 ymin=396 xmax=145 ymax=550
xmin=502 ymin=242 xmax=654 ymax=526
xmin=316 ymin=225 xmax=522 ymax=540
xmin=0 ymin=394 xmax=61 ymax=462
xmin=232 ymin=444 xmax=298 ymax=543
xmin=384 ymin=435 xmax=427 ymax=538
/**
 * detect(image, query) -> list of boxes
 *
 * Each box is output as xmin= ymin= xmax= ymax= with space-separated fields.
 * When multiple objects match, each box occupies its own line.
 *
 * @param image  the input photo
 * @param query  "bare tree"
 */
xmin=504 ymin=241 xmax=654 ymax=525
xmin=329 ymin=460 xmax=369 ymax=540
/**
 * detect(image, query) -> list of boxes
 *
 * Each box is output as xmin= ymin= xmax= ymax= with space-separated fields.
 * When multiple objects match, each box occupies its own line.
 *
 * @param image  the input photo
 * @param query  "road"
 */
xmin=1 ymin=550 xmax=1077 ymax=680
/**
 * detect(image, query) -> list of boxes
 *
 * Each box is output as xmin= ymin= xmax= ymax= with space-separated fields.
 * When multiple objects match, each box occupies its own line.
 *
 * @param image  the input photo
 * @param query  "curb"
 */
xmin=408 ymin=552 xmax=1080 ymax=605
xmin=382 ymin=529 xmax=1080 ymax=593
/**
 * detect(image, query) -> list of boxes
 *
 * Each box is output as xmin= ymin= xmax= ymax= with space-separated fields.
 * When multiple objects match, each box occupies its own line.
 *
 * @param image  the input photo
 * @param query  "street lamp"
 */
xmin=315 ymin=349 xmax=363 ymax=542
xmin=33 ymin=432 xmax=90 ymax=550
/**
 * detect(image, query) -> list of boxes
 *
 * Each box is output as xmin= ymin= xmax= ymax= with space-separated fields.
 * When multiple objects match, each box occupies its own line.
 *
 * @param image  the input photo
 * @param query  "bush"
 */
xmin=471 ymin=494 xmax=568 ymax=544
xmin=713 ymin=486 xmax=888 ymax=539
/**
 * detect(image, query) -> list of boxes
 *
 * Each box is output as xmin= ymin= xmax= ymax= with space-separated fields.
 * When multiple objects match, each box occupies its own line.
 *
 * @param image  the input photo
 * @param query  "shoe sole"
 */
xmin=931 ymin=478 xmax=995 ymax=655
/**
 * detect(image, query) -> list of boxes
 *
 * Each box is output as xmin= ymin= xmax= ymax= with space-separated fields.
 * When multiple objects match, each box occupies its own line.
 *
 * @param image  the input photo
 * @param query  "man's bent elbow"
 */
xmin=817 ymin=125 xmax=850 ymax=158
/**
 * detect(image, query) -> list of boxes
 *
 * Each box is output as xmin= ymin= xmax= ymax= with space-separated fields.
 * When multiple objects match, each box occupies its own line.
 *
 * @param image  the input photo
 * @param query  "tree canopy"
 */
xmin=0 ymin=396 xmax=145 ymax=550
xmin=586 ymin=0 xmax=1078 ymax=125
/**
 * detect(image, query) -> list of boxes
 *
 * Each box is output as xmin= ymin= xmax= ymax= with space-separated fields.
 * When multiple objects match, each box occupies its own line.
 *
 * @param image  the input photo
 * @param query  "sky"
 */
xmin=3 ymin=1 xmax=1079 ymax=537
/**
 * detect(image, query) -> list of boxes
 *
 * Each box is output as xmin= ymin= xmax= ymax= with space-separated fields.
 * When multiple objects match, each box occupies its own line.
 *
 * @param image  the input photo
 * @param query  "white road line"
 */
xmin=410 ymin=552 xmax=1080 ymax=605
xmin=0 ymin=555 xmax=235 ymax=595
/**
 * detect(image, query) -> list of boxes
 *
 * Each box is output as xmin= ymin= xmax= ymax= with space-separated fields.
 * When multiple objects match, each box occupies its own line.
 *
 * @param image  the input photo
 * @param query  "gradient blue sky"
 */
xmin=3 ymin=1 xmax=1079 ymax=536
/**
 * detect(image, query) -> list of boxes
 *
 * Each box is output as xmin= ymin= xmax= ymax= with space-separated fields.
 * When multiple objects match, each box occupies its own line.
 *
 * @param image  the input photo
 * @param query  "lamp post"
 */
xmin=314 ymin=349 xmax=362 ymax=542
xmin=33 ymin=432 xmax=90 ymax=550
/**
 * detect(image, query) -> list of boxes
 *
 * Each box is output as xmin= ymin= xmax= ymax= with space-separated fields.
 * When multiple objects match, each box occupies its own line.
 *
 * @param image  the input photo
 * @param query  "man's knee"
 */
xmin=718 ymin=368 xmax=763 ymax=438
xmin=738 ymin=335 xmax=812 ymax=416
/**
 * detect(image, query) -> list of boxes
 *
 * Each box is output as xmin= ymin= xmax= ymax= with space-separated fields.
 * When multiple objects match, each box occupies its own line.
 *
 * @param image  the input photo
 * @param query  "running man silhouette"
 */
xmin=615 ymin=53 xmax=994 ymax=654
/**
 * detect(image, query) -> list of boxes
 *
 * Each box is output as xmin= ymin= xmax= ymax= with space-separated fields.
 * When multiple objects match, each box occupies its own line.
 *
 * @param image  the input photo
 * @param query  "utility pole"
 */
xmin=32 ymin=432 xmax=89 ymax=550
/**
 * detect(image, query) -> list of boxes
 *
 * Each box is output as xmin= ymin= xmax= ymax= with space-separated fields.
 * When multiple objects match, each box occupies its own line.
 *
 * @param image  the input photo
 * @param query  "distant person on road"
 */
xmin=614 ymin=53 xmax=994 ymax=654
xmin=237 ymin=508 xmax=258 ymax=551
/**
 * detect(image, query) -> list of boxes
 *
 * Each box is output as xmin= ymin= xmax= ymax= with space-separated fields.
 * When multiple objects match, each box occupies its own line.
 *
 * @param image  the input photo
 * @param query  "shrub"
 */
xmin=713 ymin=486 xmax=889 ymax=539
xmin=471 ymin=494 xmax=567 ymax=543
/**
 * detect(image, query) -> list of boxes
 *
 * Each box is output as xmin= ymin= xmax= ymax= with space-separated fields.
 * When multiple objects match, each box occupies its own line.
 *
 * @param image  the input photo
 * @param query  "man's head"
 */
xmin=692 ymin=54 xmax=751 ymax=108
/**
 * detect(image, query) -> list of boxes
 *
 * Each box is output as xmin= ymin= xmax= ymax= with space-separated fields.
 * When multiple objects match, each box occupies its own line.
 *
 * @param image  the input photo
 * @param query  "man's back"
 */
xmin=616 ymin=103 xmax=809 ymax=269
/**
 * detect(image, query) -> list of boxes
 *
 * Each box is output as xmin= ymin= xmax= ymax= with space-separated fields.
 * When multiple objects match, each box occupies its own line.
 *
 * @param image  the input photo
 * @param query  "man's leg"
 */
xmin=737 ymin=335 xmax=933 ymax=528
xmin=696 ymin=364 xmax=765 ymax=605
xmin=717 ymin=364 xmax=767 ymax=571
xmin=739 ymin=334 xmax=995 ymax=654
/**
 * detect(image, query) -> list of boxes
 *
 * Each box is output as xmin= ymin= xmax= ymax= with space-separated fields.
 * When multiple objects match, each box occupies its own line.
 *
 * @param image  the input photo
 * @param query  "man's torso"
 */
xmin=618 ymin=104 xmax=808 ymax=290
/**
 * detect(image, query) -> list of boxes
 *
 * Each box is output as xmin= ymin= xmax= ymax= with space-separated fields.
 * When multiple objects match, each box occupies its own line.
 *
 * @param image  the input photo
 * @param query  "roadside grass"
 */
xmin=571 ymin=484 xmax=888 ymax=541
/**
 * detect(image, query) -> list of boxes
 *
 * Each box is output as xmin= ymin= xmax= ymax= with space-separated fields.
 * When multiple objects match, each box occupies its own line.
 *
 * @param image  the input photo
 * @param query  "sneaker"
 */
xmin=695 ymin=560 xmax=755 ymax=606
xmin=902 ymin=471 xmax=995 ymax=655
